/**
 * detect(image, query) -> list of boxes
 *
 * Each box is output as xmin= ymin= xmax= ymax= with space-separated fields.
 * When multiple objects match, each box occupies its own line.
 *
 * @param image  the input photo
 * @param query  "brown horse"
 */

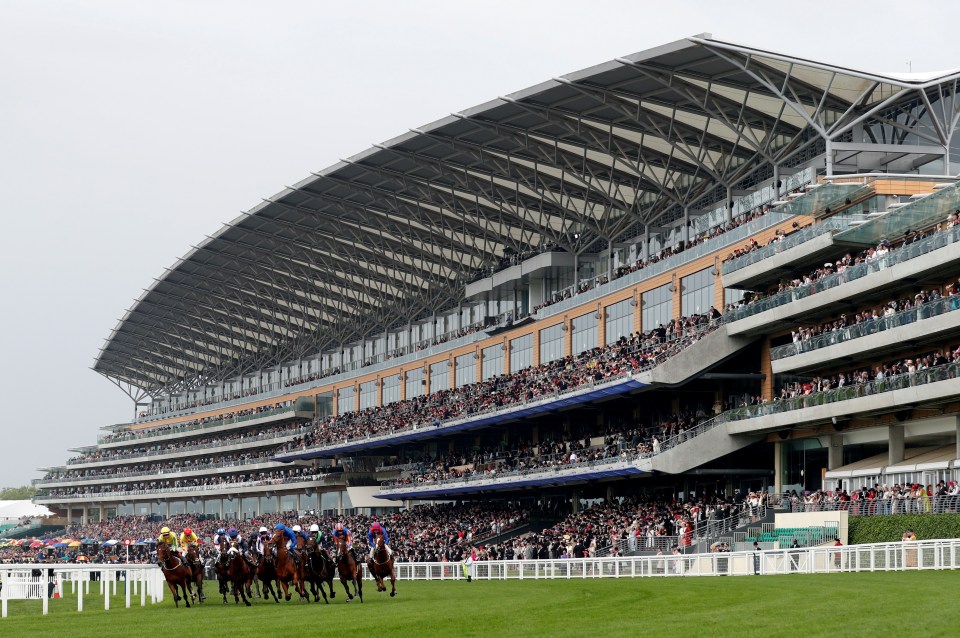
xmin=366 ymin=535 xmax=397 ymax=597
xmin=256 ymin=548 xmax=280 ymax=603
xmin=214 ymin=541 xmax=232 ymax=603
xmin=269 ymin=530 xmax=307 ymax=601
xmin=225 ymin=540 xmax=253 ymax=606
xmin=304 ymin=537 xmax=336 ymax=603
xmin=157 ymin=542 xmax=194 ymax=608
xmin=333 ymin=535 xmax=363 ymax=603
xmin=184 ymin=542 xmax=206 ymax=603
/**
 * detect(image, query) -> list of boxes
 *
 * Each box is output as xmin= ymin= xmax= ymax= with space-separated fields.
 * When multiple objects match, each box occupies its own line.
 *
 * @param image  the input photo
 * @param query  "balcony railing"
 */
xmin=99 ymin=406 xmax=297 ymax=446
xmin=38 ymin=455 xmax=284 ymax=486
xmin=770 ymin=296 xmax=960 ymax=361
xmin=722 ymin=217 xmax=854 ymax=274
xmin=34 ymin=474 xmax=337 ymax=502
xmin=725 ymin=225 xmax=960 ymax=323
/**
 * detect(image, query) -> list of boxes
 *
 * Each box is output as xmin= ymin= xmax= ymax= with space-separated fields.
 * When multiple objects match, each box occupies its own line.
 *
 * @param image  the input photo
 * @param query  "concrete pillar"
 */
xmin=337 ymin=490 xmax=343 ymax=515
xmin=774 ymin=440 xmax=783 ymax=496
xmin=99 ymin=505 xmax=105 ymax=523
xmin=606 ymin=485 xmax=615 ymax=503
xmin=825 ymin=138 xmax=834 ymax=177
xmin=682 ymin=208 xmax=690 ymax=245
xmin=641 ymin=227 xmax=650 ymax=260
xmin=888 ymin=424 xmax=905 ymax=466
xmin=773 ymin=164 xmax=780 ymax=200
xmin=828 ymin=434 xmax=844 ymax=470
xmin=725 ymin=186 xmax=733 ymax=224
xmin=81 ymin=508 xmax=88 ymax=527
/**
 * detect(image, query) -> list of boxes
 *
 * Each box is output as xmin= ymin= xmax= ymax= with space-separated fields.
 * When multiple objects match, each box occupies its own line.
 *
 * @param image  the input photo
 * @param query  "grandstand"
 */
xmin=31 ymin=35 xmax=960 ymax=557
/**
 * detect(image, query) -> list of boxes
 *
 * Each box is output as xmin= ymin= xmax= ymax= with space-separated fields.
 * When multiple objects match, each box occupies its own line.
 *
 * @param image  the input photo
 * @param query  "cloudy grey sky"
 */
xmin=2 ymin=0 xmax=958 ymax=488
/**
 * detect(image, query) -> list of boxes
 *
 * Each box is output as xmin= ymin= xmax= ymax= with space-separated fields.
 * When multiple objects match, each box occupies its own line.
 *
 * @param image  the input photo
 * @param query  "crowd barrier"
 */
xmin=0 ymin=564 xmax=165 ymax=618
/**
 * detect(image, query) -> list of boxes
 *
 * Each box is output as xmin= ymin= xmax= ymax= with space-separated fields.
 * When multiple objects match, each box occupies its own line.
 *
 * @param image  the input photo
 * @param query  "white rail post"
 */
xmin=125 ymin=569 xmax=131 ymax=608
xmin=140 ymin=570 xmax=146 ymax=607
xmin=104 ymin=571 xmax=110 ymax=610
xmin=42 ymin=575 xmax=49 ymax=616
xmin=2 ymin=570 xmax=8 ymax=619
xmin=77 ymin=574 xmax=83 ymax=612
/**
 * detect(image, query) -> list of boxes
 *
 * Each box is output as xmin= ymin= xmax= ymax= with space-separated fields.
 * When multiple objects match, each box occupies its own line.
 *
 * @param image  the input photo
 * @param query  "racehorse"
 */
xmin=333 ymin=535 xmax=363 ymax=603
xmin=183 ymin=542 xmax=206 ymax=603
xmin=156 ymin=542 xmax=194 ymax=608
xmin=269 ymin=529 xmax=307 ymax=601
xmin=304 ymin=536 xmax=336 ymax=603
xmin=225 ymin=540 xmax=253 ymax=606
xmin=214 ymin=540 xmax=232 ymax=604
xmin=256 ymin=548 xmax=280 ymax=603
xmin=366 ymin=535 xmax=397 ymax=597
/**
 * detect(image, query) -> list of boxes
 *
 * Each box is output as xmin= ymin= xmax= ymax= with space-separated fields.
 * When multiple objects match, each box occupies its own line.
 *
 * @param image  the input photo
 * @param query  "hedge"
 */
xmin=848 ymin=514 xmax=960 ymax=544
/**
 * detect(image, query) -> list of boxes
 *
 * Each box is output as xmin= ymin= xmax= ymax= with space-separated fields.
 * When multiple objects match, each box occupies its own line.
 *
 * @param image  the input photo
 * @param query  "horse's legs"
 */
xmin=167 ymin=579 xmax=180 ymax=608
xmin=389 ymin=566 xmax=397 ymax=597
xmin=180 ymin=581 xmax=191 ymax=608
xmin=277 ymin=576 xmax=291 ymax=602
xmin=339 ymin=575 xmax=353 ymax=601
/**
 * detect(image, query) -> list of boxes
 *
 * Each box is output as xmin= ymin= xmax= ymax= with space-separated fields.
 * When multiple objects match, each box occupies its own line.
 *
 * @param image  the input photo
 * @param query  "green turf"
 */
xmin=2 ymin=572 xmax=957 ymax=637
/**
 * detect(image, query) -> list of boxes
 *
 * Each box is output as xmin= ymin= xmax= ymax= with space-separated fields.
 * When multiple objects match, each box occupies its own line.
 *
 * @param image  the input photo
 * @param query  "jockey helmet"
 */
xmin=217 ymin=528 xmax=225 ymax=535
xmin=292 ymin=525 xmax=302 ymax=533
xmin=371 ymin=522 xmax=382 ymax=532
xmin=160 ymin=527 xmax=170 ymax=535
xmin=227 ymin=528 xmax=238 ymax=537
xmin=275 ymin=523 xmax=285 ymax=531
xmin=183 ymin=528 xmax=192 ymax=536
xmin=259 ymin=526 xmax=268 ymax=533
xmin=335 ymin=523 xmax=344 ymax=532
xmin=309 ymin=524 xmax=320 ymax=533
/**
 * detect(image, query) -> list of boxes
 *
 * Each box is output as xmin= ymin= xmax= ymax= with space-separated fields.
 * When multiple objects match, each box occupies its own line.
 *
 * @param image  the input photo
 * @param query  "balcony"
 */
xmin=770 ymin=297 xmax=960 ymax=374
xmin=724 ymin=226 xmax=960 ymax=337
xmin=36 ymin=457 xmax=290 ymax=488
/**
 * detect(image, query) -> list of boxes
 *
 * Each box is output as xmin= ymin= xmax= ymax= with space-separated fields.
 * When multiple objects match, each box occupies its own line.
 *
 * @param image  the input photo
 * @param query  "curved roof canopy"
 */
xmin=94 ymin=35 xmax=960 ymax=395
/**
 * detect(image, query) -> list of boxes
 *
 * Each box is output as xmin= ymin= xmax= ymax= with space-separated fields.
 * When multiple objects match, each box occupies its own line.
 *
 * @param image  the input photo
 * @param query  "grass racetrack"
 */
xmin=3 ymin=572 xmax=958 ymax=637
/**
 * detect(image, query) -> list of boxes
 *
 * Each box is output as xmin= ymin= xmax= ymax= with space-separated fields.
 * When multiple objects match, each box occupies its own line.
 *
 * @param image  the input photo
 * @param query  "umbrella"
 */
xmin=52 ymin=542 xmax=68 ymax=548
xmin=76 ymin=556 xmax=89 ymax=562
xmin=19 ymin=539 xmax=34 ymax=547
xmin=68 ymin=541 xmax=82 ymax=548
xmin=102 ymin=539 xmax=119 ymax=546
xmin=29 ymin=541 xmax=43 ymax=549
xmin=80 ymin=538 xmax=97 ymax=544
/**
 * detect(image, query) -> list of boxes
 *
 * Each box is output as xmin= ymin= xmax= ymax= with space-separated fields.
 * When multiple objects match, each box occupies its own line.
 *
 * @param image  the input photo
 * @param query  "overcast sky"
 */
xmin=2 ymin=1 xmax=959 ymax=488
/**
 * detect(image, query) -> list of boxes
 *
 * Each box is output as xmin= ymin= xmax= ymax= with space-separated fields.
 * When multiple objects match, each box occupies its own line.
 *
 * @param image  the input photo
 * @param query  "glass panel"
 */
xmin=280 ymin=494 xmax=298 ymax=513
xmin=168 ymin=501 xmax=185 ymax=516
xmin=382 ymin=374 xmax=401 ymax=405
xmin=456 ymin=353 xmax=476 ymax=388
xmin=405 ymin=367 xmax=425 ymax=400
xmin=337 ymin=386 xmax=355 ymax=415
xmin=510 ymin=334 xmax=534 ymax=372
xmin=241 ymin=497 xmax=259 ymax=520
xmin=430 ymin=360 xmax=450 ymax=392
xmin=204 ymin=499 xmax=222 ymax=517
xmin=539 ymin=323 xmax=564 ymax=364
xmin=605 ymin=298 xmax=633 ymax=345
xmin=681 ymin=267 xmax=715 ymax=316
xmin=571 ymin=312 xmax=598 ymax=355
xmin=482 ymin=345 xmax=503 ymax=380
xmin=835 ymin=183 xmax=960 ymax=245
xmin=185 ymin=499 xmax=202 ymax=514
xmin=642 ymin=284 xmax=672 ymax=331
xmin=359 ymin=380 xmax=377 ymax=410
xmin=320 ymin=491 xmax=339 ymax=513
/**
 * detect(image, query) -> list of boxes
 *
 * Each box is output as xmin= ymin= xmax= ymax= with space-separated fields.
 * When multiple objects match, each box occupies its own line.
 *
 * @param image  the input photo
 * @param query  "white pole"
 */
xmin=2 ymin=570 xmax=8 ymax=618
xmin=140 ymin=570 xmax=146 ymax=607
xmin=42 ymin=575 xmax=49 ymax=616
xmin=77 ymin=574 xmax=83 ymax=612
xmin=125 ymin=569 xmax=131 ymax=608
xmin=104 ymin=571 xmax=110 ymax=610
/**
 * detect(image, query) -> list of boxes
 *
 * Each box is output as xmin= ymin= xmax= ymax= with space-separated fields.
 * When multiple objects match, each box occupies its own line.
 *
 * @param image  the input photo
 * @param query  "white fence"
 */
xmin=1 ymin=564 xmax=165 ymax=618
xmin=390 ymin=538 xmax=960 ymax=581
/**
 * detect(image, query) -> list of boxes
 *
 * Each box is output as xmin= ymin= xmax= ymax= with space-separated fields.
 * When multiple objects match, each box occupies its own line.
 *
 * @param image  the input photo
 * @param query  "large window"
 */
xmin=482 ymin=344 xmax=504 ymax=380
xmin=337 ymin=386 xmax=355 ymax=415
xmin=642 ymin=284 xmax=672 ymax=331
xmin=359 ymin=380 xmax=377 ymax=410
xmin=605 ymin=299 xmax=633 ymax=345
xmin=682 ymin=267 xmax=715 ymax=316
xmin=539 ymin=323 xmax=564 ymax=364
xmin=382 ymin=374 xmax=401 ymax=405
xmin=456 ymin=353 xmax=476 ymax=388
xmin=405 ymin=368 xmax=425 ymax=400
xmin=571 ymin=312 xmax=599 ymax=355
xmin=430 ymin=360 xmax=450 ymax=393
xmin=510 ymin=334 xmax=534 ymax=372
xmin=724 ymin=287 xmax=746 ymax=307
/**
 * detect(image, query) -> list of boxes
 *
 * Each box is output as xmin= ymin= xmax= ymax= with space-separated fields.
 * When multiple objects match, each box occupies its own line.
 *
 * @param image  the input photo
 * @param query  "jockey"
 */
xmin=179 ymin=527 xmax=199 ymax=552
xmin=274 ymin=523 xmax=301 ymax=567
xmin=309 ymin=523 xmax=326 ymax=546
xmin=212 ymin=527 xmax=228 ymax=547
xmin=157 ymin=526 xmax=179 ymax=555
xmin=255 ymin=526 xmax=271 ymax=556
xmin=332 ymin=522 xmax=356 ymax=561
xmin=291 ymin=524 xmax=309 ymax=548
xmin=367 ymin=521 xmax=393 ymax=559
xmin=227 ymin=527 xmax=245 ymax=551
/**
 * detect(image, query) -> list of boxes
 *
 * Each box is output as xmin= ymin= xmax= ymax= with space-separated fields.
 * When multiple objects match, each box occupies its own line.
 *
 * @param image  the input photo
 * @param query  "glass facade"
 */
xmin=430 ymin=360 xmax=450 ymax=392
xmin=510 ymin=334 xmax=534 ymax=373
xmin=382 ymin=373 xmax=401 ymax=405
xmin=642 ymin=283 xmax=672 ymax=331
xmin=539 ymin=323 xmax=564 ymax=364
xmin=359 ymin=380 xmax=377 ymax=410
xmin=681 ymin=267 xmax=715 ymax=316
xmin=337 ymin=386 xmax=355 ymax=415
xmin=456 ymin=353 xmax=476 ymax=387
xmin=405 ymin=367 xmax=425 ymax=400
xmin=482 ymin=344 xmax=504 ymax=380
xmin=571 ymin=312 xmax=599 ymax=355
xmin=605 ymin=298 xmax=633 ymax=345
